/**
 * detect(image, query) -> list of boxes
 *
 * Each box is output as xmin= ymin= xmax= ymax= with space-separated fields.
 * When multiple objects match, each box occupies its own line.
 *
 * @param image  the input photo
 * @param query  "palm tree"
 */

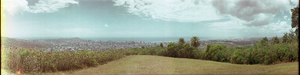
xmin=160 ymin=43 xmax=163 ymax=47
xmin=190 ymin=36 xmax=200 ymax=47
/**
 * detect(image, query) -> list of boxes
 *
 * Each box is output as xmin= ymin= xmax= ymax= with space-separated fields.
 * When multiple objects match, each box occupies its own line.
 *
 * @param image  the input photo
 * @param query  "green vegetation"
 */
xmin=291 ymin=7 xmax=298 ymax=35
xmin=190 ymin=36 xmax=200 ymax=47
xmin=2 ymin=46 xmax=125 ymax=74
xmin=271 ymin=36 xmax=280 ymax=45
xmin=179 ymin=38 xmax=185 ymax=43
xmin=160 ymin=43 xmax=163 ymax=47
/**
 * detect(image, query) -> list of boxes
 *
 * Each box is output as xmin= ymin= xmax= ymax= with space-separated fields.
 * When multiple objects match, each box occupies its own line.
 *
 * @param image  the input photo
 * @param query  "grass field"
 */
xmin=14 ymin=55 xmax=297 ymax=75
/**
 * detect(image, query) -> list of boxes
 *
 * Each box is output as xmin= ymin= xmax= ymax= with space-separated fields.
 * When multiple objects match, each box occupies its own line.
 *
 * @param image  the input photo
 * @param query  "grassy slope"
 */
xmin=37 ymin=55 xmax=298 ymax=75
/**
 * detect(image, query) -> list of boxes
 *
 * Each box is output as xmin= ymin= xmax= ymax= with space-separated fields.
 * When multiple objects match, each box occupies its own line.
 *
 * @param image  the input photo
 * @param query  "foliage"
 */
xmin=291 ymin=7 xmax=299 ymax=35
xmin=190 ymin=36 xmax=200 ymax=48
xmin=213 ymin=47 xmax=233 ymax=62
xmin=282 ymin=32 xmax=289 ymax=43
xmin=160 ymin=43 xmax=163 ymax=47
xmin=179 ymin=38 xmax=185 ymax=44
xmin=262 ymin=37 xmax=268 ymax=42
xmin=2 ymin=46 xmax=124 ymax=73
xmin=141 ymin=46 xmax=145 ymax=49
xmin=166 ymin=42 xmax=195 ymax=58
xmin=204 ymin=44 xmax=226 ymax=60
xmin=271 ymin=36 xmax=280 ymax=45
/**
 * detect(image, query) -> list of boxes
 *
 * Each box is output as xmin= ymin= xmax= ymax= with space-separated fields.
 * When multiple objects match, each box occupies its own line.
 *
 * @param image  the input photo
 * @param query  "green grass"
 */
xmin=40 ymin=55 xmax=298 ymax=74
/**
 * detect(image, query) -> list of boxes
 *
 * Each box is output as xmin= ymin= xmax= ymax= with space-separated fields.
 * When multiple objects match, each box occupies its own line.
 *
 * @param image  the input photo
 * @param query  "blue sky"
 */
xmin=1 ymin=0 xmax=299 ymax=38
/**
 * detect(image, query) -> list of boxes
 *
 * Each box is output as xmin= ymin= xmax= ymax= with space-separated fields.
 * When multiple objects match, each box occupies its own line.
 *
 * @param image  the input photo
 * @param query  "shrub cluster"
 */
xmin=166 ymin=43 xmax=196 ymax=58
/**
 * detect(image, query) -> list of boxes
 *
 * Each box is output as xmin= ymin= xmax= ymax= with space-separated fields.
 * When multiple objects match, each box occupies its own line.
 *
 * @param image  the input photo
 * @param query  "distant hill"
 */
xmin=1 ymin=37 xmax=49 ymax=49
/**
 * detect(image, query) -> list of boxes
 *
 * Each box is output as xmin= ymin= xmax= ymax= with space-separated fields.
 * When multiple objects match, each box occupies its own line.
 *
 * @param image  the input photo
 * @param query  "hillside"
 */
xmin=1 ymin=37 xmax=49 ymax=49
xmin=37 ymin=55 xmax=298 ymax=75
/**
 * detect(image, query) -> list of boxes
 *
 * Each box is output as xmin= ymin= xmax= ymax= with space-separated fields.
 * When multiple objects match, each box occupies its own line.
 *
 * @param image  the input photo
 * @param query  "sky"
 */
xmin=1 ymin=0 xmax=299 ymax=38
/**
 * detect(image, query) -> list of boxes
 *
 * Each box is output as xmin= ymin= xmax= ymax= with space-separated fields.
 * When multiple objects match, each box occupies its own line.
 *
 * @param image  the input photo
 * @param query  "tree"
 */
xmin=291 ymin=7 xmax=299 ymax=35
xmin=281 ymin=33 xmax=288 ymax=43
xmin=190 ymin=36 xmax=200 ymax=48
xmin=260 ymin=37 xmax=268 ymax=47
xmin=262 ymin=37 xmax=268 ymax=42
xmin=160 ymin=43 xmax=163 ymax=47
xmin=179 ymin=38 xmax=185 ymax=43
xmin=271 ymin=36 xmax=280 ymax=45
xmin=141 ymin=46 xmax=145 ymax=49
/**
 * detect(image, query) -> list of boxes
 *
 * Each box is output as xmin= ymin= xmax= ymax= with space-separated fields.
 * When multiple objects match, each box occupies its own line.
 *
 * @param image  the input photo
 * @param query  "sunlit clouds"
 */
xmin=2 ymin=0 xmax=78 ymax=15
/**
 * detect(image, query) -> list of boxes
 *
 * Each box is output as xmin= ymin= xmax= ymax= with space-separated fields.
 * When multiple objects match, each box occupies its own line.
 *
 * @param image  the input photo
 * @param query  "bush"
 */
xmin=282 ymin=33 xmax=289 ymax=43
xmin=179 ymin=38 xmax=185 ymax=44
xmin=213 ymin=47 xmax=233 ymax=62
xmin=271 ymin=36 xmax=280 ymax=45
xmin=166 ymin=42 xmax=195 ymax=58
xmin=193 ymin=49 xmax=205 ymax=59
xmin=205 ymin=44 xmax=226 ymax=60
xmin=262 ymin=37 xmax=268 ymax=42
xmin=2 ymin=46 xmax=125 ymax=73
xmin=160 ymin=43 xmax=163 ymax=47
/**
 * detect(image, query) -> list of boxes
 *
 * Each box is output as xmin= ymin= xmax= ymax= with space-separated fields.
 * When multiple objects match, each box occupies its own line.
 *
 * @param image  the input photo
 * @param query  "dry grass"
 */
xmin=41 ymin=55 xmax=298 ymax=75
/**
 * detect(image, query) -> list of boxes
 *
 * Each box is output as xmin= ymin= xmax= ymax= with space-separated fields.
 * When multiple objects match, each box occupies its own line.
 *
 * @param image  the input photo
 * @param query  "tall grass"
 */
xmin=1 ymin=45 xmax=125 ymax=73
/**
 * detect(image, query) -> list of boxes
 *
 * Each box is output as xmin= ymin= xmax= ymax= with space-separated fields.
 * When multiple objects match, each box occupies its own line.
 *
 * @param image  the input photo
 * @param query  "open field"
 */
xmin=22 ymin=55 xmax=298 ymax=75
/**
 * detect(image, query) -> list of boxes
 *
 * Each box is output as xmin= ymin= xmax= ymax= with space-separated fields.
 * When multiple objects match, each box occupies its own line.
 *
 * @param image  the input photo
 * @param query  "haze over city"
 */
xmin=2 ymin=0 xmax=298 ymax=38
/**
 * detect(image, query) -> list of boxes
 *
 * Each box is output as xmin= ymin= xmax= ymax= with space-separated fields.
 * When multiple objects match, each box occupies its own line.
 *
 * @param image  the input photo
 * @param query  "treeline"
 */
xmin=124 ymin=31 xmax=298 ymax=65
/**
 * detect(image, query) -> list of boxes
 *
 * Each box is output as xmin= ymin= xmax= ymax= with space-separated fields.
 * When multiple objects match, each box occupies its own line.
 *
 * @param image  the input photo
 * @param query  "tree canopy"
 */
xmin=179 ymin=38 xmax=185 ymax=43
xmin=291 ymin=7 xmax=299 ymax=35
xmin=190 ymin=36 xmax=200 ymax=48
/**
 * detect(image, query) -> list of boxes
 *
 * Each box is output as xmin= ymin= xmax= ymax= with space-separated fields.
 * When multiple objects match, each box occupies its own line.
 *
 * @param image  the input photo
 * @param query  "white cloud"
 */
xmin=212 ymin=0 xmax=292 ymax=26
xmin=2 ymin=0 xmax=78 ymax=15
xmin=266 ymin=21 xmax=292 ymax=33
xmin=113 ymin=0 xmax=222 ymax=22
xmin=208 ymin=20 xmax=292 ymax=37
xmin=2 ymin=0 xmax=28 ymax=15
xmin=290 ymin=0 xmax=299 ymax=7
xmin=105 ymin=24 xmax=109 ymax=27
xmin=284 ymin=15 xmax=288 ymax=19
xmin=27 ymin=0 xmax=79 ymax=13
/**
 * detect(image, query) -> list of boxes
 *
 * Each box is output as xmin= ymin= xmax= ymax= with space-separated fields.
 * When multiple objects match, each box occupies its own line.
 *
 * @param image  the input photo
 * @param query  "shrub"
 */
xmin=205 ymin=44 xmax=226 ymax=60
xmin=141 ymin=46 xmax=145 ymax=49
xmin=160 ymin=43 xmax=163 ymax=47
xmin=282 ymin=32 xmax=289 ymax=43
xmin=166 ymin=42 xmax=195 ymax=58
xmin=262 ymin=37 xmax=268 ymax=42
xmin=213 ymin=47 xmax=233 ymax=62
xmin=2 ymin=46 xmax=125 ymax=73
xmin=179 ymin=38 xmax=185 ymax=44
xmin=271 ymin=36 xmax=280 ymax=45
xmin=193 ymin=49 xmax=204 ymax=59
